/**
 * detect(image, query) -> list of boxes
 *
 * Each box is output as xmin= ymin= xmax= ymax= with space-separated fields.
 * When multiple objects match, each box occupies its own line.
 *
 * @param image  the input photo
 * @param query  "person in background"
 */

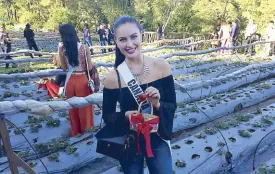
xmin=23 ymin=23 xmax=42 ymax=58
xmin=4 ymin=32 xmax=14 ymax=68
xmin=51 ymin=54 xmax=66 ymax=87
xmin=219 ymin=21 xmax=232 ymax=54
xmin=157 ymin=23 xmax=163 ymax=40
xmin=0 ymin=24 xmax=6 ymax=39
xmin=84 ymin=23 xmax=93 ymax=54
xmin=97 ymin=24 xmax=107 ymax=53
xmin=264 ymin=21 xmax=275 ymax=56
xmin=215 ymin=18 xmax=222 ymax=34
xmin=107 ymin=24 xmax=114 ymax=52
xmin=231 ymin=20 xmax=240 ymax=47
xmin=140 ymin=20 xmax=145 ymax=42
xmin=58 ymin=24 xmax=96 ymax=137
xmin=269 ymin=23 xmax=275 ymax=57
xmin=37 ymin=55 xmax=66 ymax=98
xmin=0 ymin=24 xmax=6 ymax=53
xmin=211 ymin=18 xmax=222 ymax=48
xmin=244 ymin=19 xmax=258 ymax=55
xmin=37 ymin=54 xmax=66 ymax=98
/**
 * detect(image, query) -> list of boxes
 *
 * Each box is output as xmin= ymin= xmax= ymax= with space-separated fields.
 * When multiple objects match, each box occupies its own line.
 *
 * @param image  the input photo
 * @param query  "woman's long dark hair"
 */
xmin=113 ymin=16 xmax=143 ymax=68
xmin=59 ymin=24 xmax=79 ymax=67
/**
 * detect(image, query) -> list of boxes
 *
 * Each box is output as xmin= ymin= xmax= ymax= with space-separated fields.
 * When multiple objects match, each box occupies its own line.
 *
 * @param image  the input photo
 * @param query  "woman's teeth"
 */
xmin=125 ymin=48 xmax=136 ymax=54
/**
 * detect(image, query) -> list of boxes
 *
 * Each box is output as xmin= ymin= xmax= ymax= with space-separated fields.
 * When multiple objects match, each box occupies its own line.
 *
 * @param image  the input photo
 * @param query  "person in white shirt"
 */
xmin=264 ymin=21 xmax=274 ymax=56
xmin=264 ymin=21 xmax=275 ymax=56
xmin=219 ymin=21 xmax=232 ymax=54
xmin=244 ymin=19 xmax=258 ymax=55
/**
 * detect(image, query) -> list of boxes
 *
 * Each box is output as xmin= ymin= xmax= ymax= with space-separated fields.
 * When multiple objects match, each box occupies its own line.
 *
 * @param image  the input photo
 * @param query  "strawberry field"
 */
xmin=0 ymin=40 xmax=275 ymax=174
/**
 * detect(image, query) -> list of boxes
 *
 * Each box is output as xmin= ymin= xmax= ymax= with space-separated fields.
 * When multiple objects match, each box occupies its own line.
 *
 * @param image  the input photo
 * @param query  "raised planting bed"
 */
xmin=6 ymin=75 xmax=274 ymax=154
xmin=1 ymin=105 xmax=102 ymax=151
xmin=171 ymin=103 xmax=275 ymax=173
xmin=173 ymin=78 xmax=275 ymax=132
xmin=173 ymin=62 xmax=249 ymax=84
xmin=100 ymin=102 xmax=275 ymax=174
xmin=251 ymin=157 xmax=275 ymax=174
xmin=171 ymin=58 xmax=230 ymax=76
xmin=8 ymin=117 xmax=71 ymax=151
xmin=3 ymin=84 xmax=275 ymax=173
xmin=12 ymin=39 xmax=60 ymax=52
xmin=175 ymin=62 xmax=275 ymax=103
xmin=0 ymin=133 xmax=103 ymax=174
xmin=1 ymin=74 xmax=275 ymax=173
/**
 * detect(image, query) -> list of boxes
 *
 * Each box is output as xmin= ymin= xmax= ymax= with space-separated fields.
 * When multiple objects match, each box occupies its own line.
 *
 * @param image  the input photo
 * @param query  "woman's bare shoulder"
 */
xmin=150 ymin=57 xmax=172 ymax=77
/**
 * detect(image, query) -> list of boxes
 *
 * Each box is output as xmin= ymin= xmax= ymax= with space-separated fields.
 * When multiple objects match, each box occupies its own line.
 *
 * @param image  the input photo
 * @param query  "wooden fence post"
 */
xmin=0 ymin=114 xmax=36 ymax=174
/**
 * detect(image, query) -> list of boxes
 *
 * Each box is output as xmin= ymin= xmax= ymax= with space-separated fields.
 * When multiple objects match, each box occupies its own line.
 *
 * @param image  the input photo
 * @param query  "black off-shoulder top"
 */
xmin=95 ymin=75 xmax=177 ymax=140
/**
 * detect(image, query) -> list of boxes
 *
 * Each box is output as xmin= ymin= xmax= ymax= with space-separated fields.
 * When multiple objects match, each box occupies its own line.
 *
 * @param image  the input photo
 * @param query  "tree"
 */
xmin=0 ymin=0 xmax=274 ymax=36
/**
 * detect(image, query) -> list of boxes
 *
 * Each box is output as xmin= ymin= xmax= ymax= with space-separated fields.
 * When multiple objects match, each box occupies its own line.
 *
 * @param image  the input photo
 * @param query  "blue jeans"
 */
xmin=85 ymin=38 xmax=93 ymax=55
xmin=85 ymin=38 xmax=92 ymax=47
xmin=100 ymin=40 xmax=106 ymax=53
xmin=120 ymin=135 xmax=172 ymax=174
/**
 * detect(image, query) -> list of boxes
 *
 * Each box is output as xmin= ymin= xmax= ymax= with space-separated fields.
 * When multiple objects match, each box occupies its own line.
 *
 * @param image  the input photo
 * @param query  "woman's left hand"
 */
xmin=145 ymin=86 xmax=160 ymax=109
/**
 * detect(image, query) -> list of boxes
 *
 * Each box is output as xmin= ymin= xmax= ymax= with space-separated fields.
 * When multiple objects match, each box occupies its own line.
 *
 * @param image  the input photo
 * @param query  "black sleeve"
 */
xmin=102 ymin=88 xmax=129 ymax=127
xmin=31 ymin=29 xmax=34 ymax=37
xmin=154 ymin=75 xmax=177 ymax=140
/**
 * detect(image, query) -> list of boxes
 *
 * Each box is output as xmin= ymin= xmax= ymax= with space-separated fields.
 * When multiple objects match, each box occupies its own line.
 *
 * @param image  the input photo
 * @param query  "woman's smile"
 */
xmin=125 ymin=47 xmax=137 ymax=54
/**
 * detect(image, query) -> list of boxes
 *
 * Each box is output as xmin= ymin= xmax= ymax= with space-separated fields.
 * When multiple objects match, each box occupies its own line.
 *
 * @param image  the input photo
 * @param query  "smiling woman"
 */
xmin=115 ymin=22 xmax=142 ymax=59
xmin=95 ymin=16 xmax=177 ymax=174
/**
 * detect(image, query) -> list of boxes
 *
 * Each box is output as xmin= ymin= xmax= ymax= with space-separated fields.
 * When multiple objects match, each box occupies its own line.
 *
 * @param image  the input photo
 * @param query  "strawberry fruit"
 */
xmin=139 ymin=93 xmax=147 ymax=102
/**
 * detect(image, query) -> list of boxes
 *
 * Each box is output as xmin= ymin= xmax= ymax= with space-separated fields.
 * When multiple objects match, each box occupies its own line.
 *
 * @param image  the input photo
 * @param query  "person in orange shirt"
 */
xmin=58 ymin=24 xmax=96 ymax=137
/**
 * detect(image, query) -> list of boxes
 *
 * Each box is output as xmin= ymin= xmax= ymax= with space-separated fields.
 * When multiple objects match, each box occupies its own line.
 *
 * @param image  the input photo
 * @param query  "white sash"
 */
xmin=60 ymin=67 xmax=74 ymax=97
xmin=117 ymin=61 xmax=151 ymax=114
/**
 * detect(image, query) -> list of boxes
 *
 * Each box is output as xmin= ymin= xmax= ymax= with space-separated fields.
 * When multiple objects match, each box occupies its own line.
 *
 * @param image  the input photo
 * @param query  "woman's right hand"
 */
xmin=125 ymin=111 xmax=139 ymax=120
